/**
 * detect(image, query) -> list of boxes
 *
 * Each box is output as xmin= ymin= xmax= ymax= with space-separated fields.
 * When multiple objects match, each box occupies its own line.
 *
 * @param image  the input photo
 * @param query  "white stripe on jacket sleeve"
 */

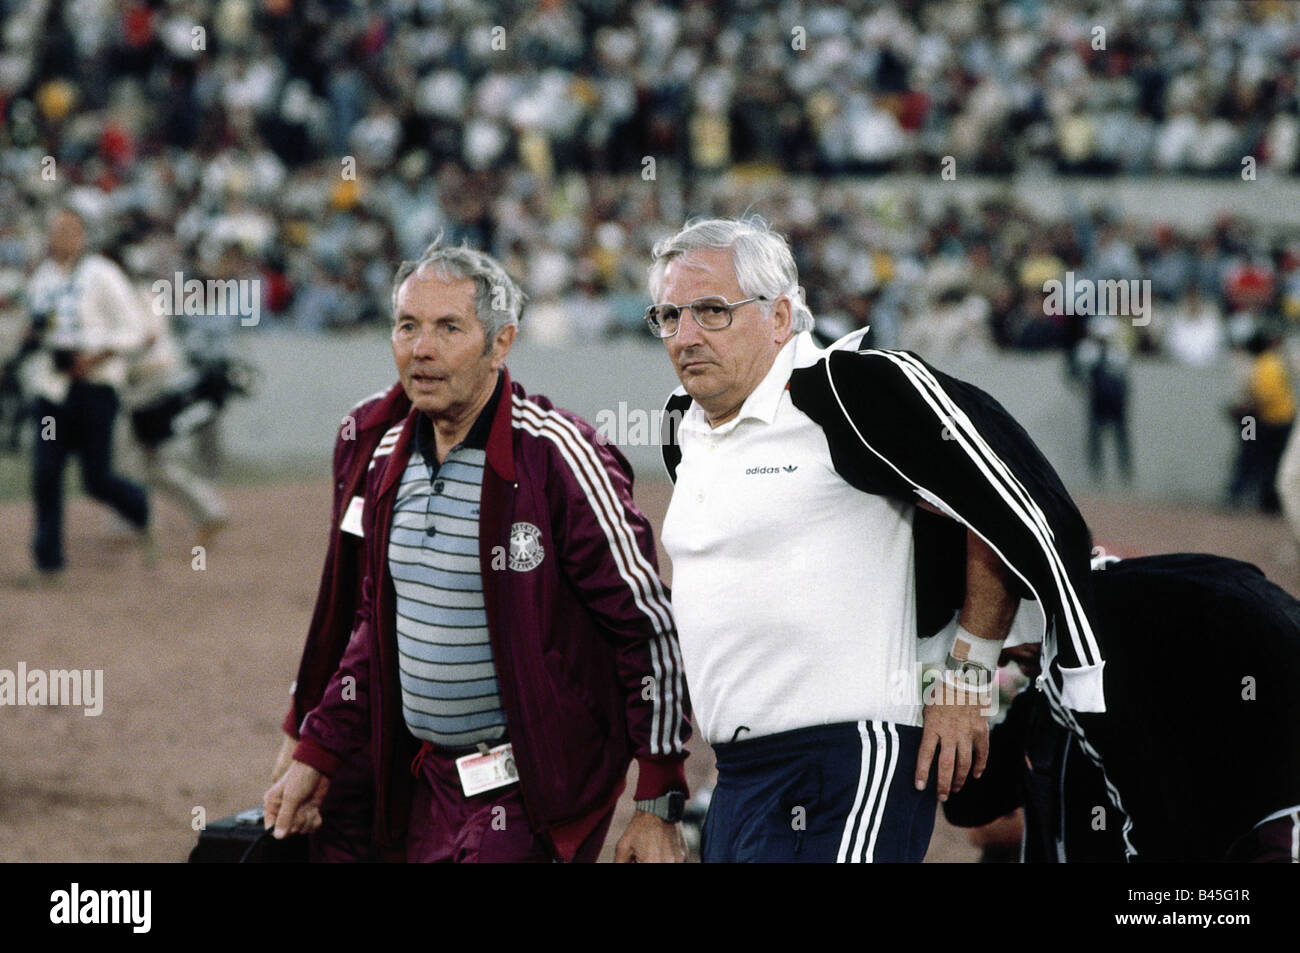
xmin=823 ymin=349 xmax=1105 ymax=711
xmin=512 ymin=396 xmax=684 ymax=755
xmin=883 ymin=351 xmax=1102 ymax=669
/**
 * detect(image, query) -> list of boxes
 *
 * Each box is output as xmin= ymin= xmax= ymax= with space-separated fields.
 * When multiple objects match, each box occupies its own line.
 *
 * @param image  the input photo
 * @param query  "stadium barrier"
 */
xmin=222 ymin=332 xmax=1242 ymax=503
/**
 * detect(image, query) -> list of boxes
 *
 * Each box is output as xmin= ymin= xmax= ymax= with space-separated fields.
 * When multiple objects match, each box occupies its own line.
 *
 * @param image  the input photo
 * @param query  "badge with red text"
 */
xmin=455 ymin=743 xmax=518 ymax=796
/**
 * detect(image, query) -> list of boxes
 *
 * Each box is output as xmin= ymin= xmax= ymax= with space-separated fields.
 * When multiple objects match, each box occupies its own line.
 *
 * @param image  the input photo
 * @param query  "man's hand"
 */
xmin=271 ymin=733 xmax=296 ymax=784
xmin=912 ymin=524 xmax=1011 ymax=801
xmin=613 ymin=811 xmax=687 ymax=863
xmin=263 ymin=759 xmax=330 ymax=839
xmin=915 ymin=694 xmax=989 ymax=802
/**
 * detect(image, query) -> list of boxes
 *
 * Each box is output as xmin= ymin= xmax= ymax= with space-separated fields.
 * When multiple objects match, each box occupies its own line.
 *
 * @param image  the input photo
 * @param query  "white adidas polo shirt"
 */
xmin=662 ymin=332 xmax=922 ymax=745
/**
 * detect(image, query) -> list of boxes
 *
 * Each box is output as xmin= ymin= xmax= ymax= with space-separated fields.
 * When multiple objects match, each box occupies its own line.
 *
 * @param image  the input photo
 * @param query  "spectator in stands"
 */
xmin=1161 ymin=287 xmax=1226 ymax=368
xmin=4 ymin=0 xmax=1300 ymax=353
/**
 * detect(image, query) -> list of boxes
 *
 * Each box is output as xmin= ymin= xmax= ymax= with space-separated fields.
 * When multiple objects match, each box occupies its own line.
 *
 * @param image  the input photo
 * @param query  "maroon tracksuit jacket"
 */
xmin=293 ymin=370 xmax=691 ymax=859
xmin=281 ymin=382 xmax=412 ymax=859
xmin=283 ymin=383 xmax=411 ymax=743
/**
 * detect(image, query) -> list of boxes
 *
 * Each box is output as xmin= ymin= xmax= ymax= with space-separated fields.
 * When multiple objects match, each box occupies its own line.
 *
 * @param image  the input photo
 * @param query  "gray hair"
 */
xmin=647 ymin=217 xmax=815 ymax=333
xmin=391 ymin=239 xmax=526 ymax=344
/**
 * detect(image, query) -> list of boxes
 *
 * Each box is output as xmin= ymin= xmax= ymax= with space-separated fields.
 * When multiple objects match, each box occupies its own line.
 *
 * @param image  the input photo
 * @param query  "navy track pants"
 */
xmin=702 ymin=721 xmax=936 ymax=863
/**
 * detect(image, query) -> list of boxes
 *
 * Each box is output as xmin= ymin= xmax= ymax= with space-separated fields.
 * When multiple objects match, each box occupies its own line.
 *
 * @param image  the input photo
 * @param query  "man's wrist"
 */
xmin=948 ymin=622 xmax=1005 ymax=671
xmin=291 ymin=736 xmax=341 ymax=779
xmin=634 ymin=791 xmax=686 ymax=823
xmin=633 ymin=755 xmax=688 ymax=800
xmin=939 ymin=661 xmax=994 ymax=699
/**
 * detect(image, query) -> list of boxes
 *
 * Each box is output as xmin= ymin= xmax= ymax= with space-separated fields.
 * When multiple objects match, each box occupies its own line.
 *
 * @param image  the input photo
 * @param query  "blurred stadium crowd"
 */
xmin=1 ymin=0 xmax=1299 ymax=357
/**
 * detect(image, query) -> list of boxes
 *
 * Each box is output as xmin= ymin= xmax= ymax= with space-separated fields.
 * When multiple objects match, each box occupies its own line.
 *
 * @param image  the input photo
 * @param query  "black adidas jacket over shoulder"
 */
xmin=660 ymin=331 xmax=1106 ymax=715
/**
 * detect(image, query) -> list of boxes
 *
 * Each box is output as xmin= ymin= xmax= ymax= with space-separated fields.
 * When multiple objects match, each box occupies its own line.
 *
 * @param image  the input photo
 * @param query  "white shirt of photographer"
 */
xmin=26 ymin=254 xmax=148 ymax=403
xmin=663 ymin=333 xmax=922 ymax=745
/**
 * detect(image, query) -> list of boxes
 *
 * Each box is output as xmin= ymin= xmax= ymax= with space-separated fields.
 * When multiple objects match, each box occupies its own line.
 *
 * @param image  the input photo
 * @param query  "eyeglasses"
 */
xmin=644 ymin=295 xmax=765 ymax=339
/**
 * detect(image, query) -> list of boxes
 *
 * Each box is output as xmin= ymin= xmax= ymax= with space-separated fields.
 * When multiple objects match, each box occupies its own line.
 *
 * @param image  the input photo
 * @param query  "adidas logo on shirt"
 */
xmin=745 ymin=465 xmax=798 ymax=475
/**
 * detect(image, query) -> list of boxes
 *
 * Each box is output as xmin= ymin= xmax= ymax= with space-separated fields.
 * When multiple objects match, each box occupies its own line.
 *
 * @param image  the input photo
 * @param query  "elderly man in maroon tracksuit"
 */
xmin=270 ymin=380 xmax=411 ymax=862
xmin=266 ymin=242 xmax=691 ymax=862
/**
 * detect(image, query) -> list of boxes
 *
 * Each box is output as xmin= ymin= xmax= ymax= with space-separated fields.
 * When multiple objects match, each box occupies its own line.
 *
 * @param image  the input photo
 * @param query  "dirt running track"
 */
xmin=2 ymin=479 xmax=1296 ymax=863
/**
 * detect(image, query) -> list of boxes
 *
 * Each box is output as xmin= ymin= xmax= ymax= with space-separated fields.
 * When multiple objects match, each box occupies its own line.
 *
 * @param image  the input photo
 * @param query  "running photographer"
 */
xmin=17 ymin=207 xmax=151 ymax=585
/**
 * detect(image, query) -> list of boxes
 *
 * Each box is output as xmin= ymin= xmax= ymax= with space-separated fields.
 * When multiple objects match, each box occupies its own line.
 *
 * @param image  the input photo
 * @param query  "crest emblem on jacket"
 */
xmin=509 ymin=522 xmax=545 ymax=572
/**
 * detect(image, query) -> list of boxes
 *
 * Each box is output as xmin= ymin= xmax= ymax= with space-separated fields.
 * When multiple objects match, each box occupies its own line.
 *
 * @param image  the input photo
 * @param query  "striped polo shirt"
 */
xmin=388 ymin=375 xmax=507 ymax=750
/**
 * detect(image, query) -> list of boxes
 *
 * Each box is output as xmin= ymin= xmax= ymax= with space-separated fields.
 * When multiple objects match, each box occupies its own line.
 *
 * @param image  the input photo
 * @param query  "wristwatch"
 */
xmin=942 ymin=654 xmax=994 ymax=700
xmin=945 ymin=654 xmax=993 ymax=682
xmin=634 ymin=790 xmax=686 ymax=823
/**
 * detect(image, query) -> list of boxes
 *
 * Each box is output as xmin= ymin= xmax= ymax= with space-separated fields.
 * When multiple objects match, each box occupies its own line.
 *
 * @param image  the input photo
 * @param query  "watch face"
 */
xmin=640 ymin=792 xmax=687 ymax=821
xmin=665 ymin=791 xmax=686 ymax=822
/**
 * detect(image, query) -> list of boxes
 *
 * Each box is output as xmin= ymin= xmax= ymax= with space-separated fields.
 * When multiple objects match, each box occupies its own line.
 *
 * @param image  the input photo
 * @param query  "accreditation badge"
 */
xmin=454 ymin=743 xmax=518 ymax=797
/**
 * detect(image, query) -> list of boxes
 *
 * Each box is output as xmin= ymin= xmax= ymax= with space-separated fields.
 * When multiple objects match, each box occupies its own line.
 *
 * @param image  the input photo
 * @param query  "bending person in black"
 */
xmin=945 ymin=552 xmax=1300 ymax=863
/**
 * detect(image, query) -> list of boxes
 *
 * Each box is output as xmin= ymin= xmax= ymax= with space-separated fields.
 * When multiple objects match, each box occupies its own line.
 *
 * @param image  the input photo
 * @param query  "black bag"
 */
xmin=188 ymin=806 xmax=309 ymax=863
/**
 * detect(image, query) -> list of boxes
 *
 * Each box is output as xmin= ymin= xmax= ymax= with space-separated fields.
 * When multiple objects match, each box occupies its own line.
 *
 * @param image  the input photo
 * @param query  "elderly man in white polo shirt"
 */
xmin=651 ymin=218 xmax=1106 ymax=863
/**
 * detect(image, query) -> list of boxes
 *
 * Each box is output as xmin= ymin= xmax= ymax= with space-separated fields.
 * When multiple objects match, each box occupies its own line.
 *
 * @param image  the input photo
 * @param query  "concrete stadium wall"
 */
xmin=224 ymin=331 xmax=1244 ymax=503
xmin=841 ymin=172 xmax=1300 ymax=232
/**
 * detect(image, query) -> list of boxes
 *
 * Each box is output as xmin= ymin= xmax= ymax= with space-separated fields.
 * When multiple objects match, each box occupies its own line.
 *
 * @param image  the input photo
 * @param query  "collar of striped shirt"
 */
xmin=414 ymin=370 xmax=504 ymax=471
